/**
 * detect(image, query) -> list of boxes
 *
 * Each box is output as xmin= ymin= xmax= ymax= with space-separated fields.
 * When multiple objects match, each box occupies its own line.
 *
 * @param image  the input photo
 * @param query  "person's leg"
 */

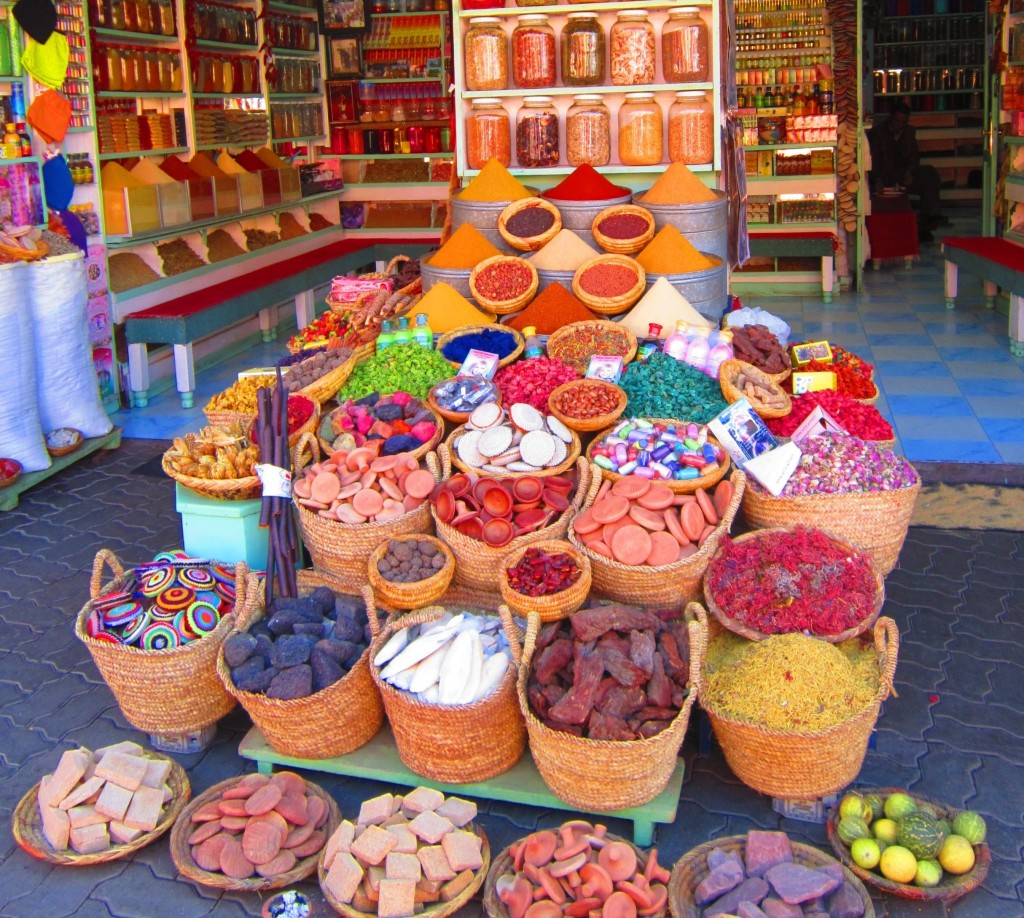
xmin=909 ymin=164 xmax=943 ymax=222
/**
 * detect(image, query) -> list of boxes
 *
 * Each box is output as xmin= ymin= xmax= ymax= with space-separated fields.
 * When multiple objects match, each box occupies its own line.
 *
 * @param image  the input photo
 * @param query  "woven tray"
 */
xmin=296 ymin=347 xmax=363 ymax=406
xmin=367 ymin=535 xmax=455 ymax=610
xmin=547 ymin=320 xmax=638 ymax=376
xmin=591 ymin=203 xmax=656 ymax=256
xmin=161 ymin=452 xmax=262 ymax=501
xmin=547 ymin=379 xmax=627 ymax=433
xmin=445 ymin=423 xmax=581 ymax=479
xmin=718 ymin=358 xmax=792 ymax=419
xmin=13 ymin=754 xmax=191 ymax=866
xmin=437 ymin=324 xmax=525 ymax=371
xmin=498 ymin=197 xmax=562 ymax=252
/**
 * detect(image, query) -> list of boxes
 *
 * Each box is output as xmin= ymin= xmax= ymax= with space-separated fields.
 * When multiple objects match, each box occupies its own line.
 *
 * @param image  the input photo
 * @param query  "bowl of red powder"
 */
xmin=571 ymin=254 xmax=646 ymax=315
xmin=592 ymin=204 xmax=656 ymax=256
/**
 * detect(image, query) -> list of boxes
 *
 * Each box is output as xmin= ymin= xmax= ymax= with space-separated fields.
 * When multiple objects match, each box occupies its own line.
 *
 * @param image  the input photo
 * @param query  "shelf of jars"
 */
xmin=97 ymin=147 xmax=190 ymax=160
xmin=454 ymin=0 xmax=711 ymax=18
xmin=90 ymin=27 xmax=179 ymax=44
xmin=194 ymin=39 xmax=260 ymax=51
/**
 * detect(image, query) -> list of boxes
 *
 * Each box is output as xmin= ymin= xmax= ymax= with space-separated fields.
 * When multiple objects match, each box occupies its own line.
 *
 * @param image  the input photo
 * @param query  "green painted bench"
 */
xmin=747 ymin=230 xmax=837 ymax=302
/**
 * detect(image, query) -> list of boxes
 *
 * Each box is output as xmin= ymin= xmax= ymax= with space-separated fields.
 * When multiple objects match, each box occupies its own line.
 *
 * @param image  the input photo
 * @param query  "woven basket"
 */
xmin=572 ymin=255 xmax=646 ymax=315
xmin=517 ymin=603 xmax=706 ymax=811
xmin=445 ymin=425 xmax=582 ymax=479
xmin=170 ymin=774 xmax=341 ymax=892
xmin=470 ymin=255 xmax=539 ymax=315
xmin=668 ymin=835 xmax=876 ymax=918
xmin=296 ymin=347 xmax=363 ymax=406
xmin=547 ymin=320 xmax=638 ymax=376
xmin=826 ymin=788 xmax=991 ymax=903
xmin=498 ymin=539 xmax=592 ymax=621
xmin=289 ymin=399 xmax=320 ymax=450
xmin=702 ymin=617 xmax=899 ymax=799
xmin=316 ymin=403 xmax=443 ymax=463
xmin=292 ymin=433 xmax=443 ymax=590
xmin=13 ymin=754 xmax=190 ymax=866
xmin=591 ymin=204 xmax=656 ymax=256
xmin=367 ymin=600 xmax=527 ymax=782
xmin=437 ymin=324 xmax=525 ymax=371
xmin=718 ymin=358 xmax=792 ymax=419
xmin=74 ymin=550 xmax=252 ymax=734
xmin=367 ymin=535 xmax=455 ymax=611
xmin=569 ymin=469 xmax=745 ymax=610
xmin=498 ymin=197 xmax=562 ymax=252
xmin=161 ymin=451 xmax=262 ymax=501
xmin=703 ymin=528 xmax=886 ymax=644
xmin=741 ymin=475 xmax=921 ymax=577
xmin=216 ymin=578 xmax=384 ymax=759
xmin=547 ymin=379 xmax=627 ymax=433
xmin=427 ymin=381 xmax=502 ymax=426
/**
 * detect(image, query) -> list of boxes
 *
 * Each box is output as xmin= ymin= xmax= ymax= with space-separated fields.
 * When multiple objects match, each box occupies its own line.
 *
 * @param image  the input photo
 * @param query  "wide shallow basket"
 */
xmin=591 ymin=203 xmax=656 ymax=256
xmin=702 ymin=617 xmax=899 ymax=800
xmin=498 ymin=197 xmax=562 ymax=252
xmin=428 ymin=381 xmax=503 ymax=426
xmin=826 ymin=788 xmax=991 ymax=903
xmin=437 ymin=324 xmax=525 ymax=370
xmin=547 ymin=379 xmax=627 ymax=433
xmin=170 ymin=774 xmax=341 ymax=893
xmin=668 ymin=835 xmax=876 ymax=918
xmin=296 ymin=346 xmax=365 ymax=406
xmin=517 ymin=604 xmax=706 ymax=811
xmin=703 ymin=528 xmax=886 ymax=644
xmin=718 ymin=358 xmax=792 ymax=419
xmin=368 ymin=600 xmax=527 ymax=783
xmin=572 ymin=254 xmax=646 ymax=316
xmin=217 ymin=578 xmax=384 ymax=759
xmin=445 ymin=425 xmax=582 ymax=479
xmin=569 ymin=469 xmax=745 ymax=610
xmin=498 ymin=539 xmax=592 ymax=622
xmin=162 ymin=451 xmax=262 ymax=501
xmin=368 ymin=535 xmax=455 ymax=611
xmin=469 ymin=255 xmax=540 ymax=315
xmin=547 ymin=320 xmax=638 ymax=376
xmin=317 ymin=404 xmax=443 ymax=463
xmin=75 ymin=550 xmax=251 ymax=734
xmin=741 ymin=476 xmax=921 ymax=577
xmin=13 ymin=755 xmax=190 ymax=866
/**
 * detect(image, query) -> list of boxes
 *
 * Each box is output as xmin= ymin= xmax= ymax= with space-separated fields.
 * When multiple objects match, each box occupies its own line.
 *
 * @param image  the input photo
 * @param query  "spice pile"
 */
xmin=440 ymin=327 xmax=519 ymax=364
xmin=285 ymin=395 xmax=316 ymax=437
xmin=546 ymin=322 xmax=634 ymax=375
xmin=413 ymin=282 xmax=497 ymax=333
xmin=790 ymin=343 xmax=877 ymax=400
xmin=244 ymin=228 xmax=281 ymax=250
xmin=338 ymin=344 xmax=454 ymax=401
xmin=309 ymin=213 xmax=334 ymax=231
xmin=635 ymin=225 xmax=719 ymax=275
xmin=528 ymin=228 xmax=599 ymax=272
xmin=590 ymin=419 xmax=725 ymax=483
xmin=157 ymin=238 xmax=207 ymax=276
xmin=453 ymin=402 xmax=574 ymax=476
xmin=767 ymin=390 xmax=894 ymax=441
xmin=376 ymin=538 xmax=448 ymax=584
xmin=619 ymin=353 xmax=728 ymax=423
xmin=640 ymin=162 xmax=718 ymax=204
xmin=278 ymin=212 xmax=309 ymax=240
xmin=506 ymin=282 xmax=598 ymax=334
xmin=494 ymin=358 xmax=580 ymax=411
xmin=321 ymin=392 xmax=438 ymax=455
xmin=542 ymin=164 xmax=629 ymax=202
xmin=428 ymin=224 xmax=501 ymax=271
xmin=619 ymin=276 xmax=713 ymax=339
xmin=730 ymin=324 xmax=791 ymax=375
xmin=206 ymin=229 xmax=247 ymax=262
xmin=109 ymin=252 xmax=161 ymax=292
xmin=458 ymin=159 xmax=532 ymax=202
xmin=281 ymin=348 xmax=353 ymax=393
xmin=506 ymin=547 xmax=581 ymax=597
xmin=505 ymin=203 xmax=555 ymax=239
xmin=550 ymin=380 xmax=622 ymax=421
xmin=597 ymin=211 xmax=652 ymax=242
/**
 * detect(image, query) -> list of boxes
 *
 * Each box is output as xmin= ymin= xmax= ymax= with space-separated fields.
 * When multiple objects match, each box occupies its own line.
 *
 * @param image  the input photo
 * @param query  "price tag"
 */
xmin=255 ymin=464 xmax=292 ymax=499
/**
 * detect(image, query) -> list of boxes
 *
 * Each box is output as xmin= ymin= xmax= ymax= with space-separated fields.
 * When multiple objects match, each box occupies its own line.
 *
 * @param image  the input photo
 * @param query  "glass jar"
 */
xmin=610 ymin=11 xmax=655 ymax=86
xmin=566 ymin=94 xmax=610 ymax=166
xmin=668 ymin=90 xmax=713 ymax=164
xmin=561 ymin=13 xmax=604 ymax=87
xmin=512 ymin=15 xmax=556 ymax=89
xmin=158 ymin=0 xmax=175 ymax=35
xmin=135 ymin=0 xmax=152 ymax=33
xmin=466 ymin=98 xmax=511 ymax=169
xmin=618 ymin=92 xmax=663 ymax=165
xmin=516 ymin=96 xmax=559 ymax=168
xmin=464 ymin=17 xmax=508 ymax=91
xmin=662 ymin=8 xmax=710 ymax=82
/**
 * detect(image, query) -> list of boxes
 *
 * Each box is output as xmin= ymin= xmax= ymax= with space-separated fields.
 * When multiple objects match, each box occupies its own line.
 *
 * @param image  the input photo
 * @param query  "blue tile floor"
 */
xmin=114 ymin=226 xmax=1024 ymax=464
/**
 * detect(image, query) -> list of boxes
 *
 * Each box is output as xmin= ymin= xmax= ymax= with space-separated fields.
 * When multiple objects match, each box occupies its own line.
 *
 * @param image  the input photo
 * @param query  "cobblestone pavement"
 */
xmin=1 ymin=440 xmax=1021 ymax=918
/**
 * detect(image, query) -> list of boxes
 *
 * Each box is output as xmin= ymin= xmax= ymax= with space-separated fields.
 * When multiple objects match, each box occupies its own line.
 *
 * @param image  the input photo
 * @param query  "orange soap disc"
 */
xmin=284 ymin=820 xmax=317 ymax=849
xmin=592 ymin=493 xmax=630 ymax=525
xmin=306 ymin=795 xmax=328 ymax=829
xmin=602 ymin=517 xmax=632 ymax=548
xmin=580 ymin=528 xmax=605 ymax=547
xmin=244 ymin=783 xmax=283 ymax=816
xmin=271 ymin=771 xmax=306 ymax=797
xmin=636 ymin=484 xmax=674 ymax=511
xmin=589 ymin=540 xmax=614 ymax=559
xmin=379 ymin=477 xmax=404 ymax=501
xmin=628 ymin=505 xmax=666 ymax=532
xmin=645 ymin=531 xmax=681 ymax=567
xmin=345 ymin=447 xmax=375 ymax=471
xmin=291 ymin=830 xmax=326 ymax=859
xmin=610 ymin=524 xmax=653 ymax=566
xmin=712 ymin=479 xmax=734 ymax=519
xmin=218 ymin=799 xmax=249 ymax=818
xmin=221 ymin=815 xmax=250 ymax=832
xmin=371 ymin=455 xmax=399 ymax=473
xmin=698 ymin=523 xmax=716 ymax=549
xmin=680 ymin=502 xmax=705 ymax=542
xmin=256 ymin=849 xmax=297 ymax=879
xmin=573 ymin=507 xmax=601 ymax=535
xmin=192 ymin=802 xmax=223 ymax=823
xmin=243 ymin=818 xmax=284 ymax=866
xmin=400 ymin=496 xmax=423 ymax=514
xmin=275 ymin=793 xmax=308 ymax=826
xmin=310 ymin=473 xmax=341 ymax=505
xmin=339 ymin=470 xmax=362 ymax=487
xmin=188 ymin=820 xmax=223 ymax=846
xmin=193 ymin=834 xmax=232 ymax=871
xmin=404 ymin=469 xmax=437 ymax=500
xmin=337 ymin=504 xmax=366 ymax=524
xmin=695 ymin=488 xmax=718 ymax=526
xmin=338 ymin=482 xmax=362 ymax=500
xmin=663 ymin=508 xmax=689 ymax=546
xmin=611 ymin=476 xmax=651 ymax=500
xmin=219 ymin=837 xmax=256 ymax=879
xmin=679 ymin=543 xmax=698 ymax=559
xmin=293 ymin=478 xmax=312 ymax=500
xmin=596 ymin=479 xmax=612 ymax=502
xmin=352 ymin=488 xmax=384 ymax=518
xmin=360 ymin=470 xmax=378 ymax=490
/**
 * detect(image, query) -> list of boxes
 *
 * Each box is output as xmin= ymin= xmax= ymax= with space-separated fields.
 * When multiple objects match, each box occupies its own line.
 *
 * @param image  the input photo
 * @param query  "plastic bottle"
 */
xmin=663 ymin=320 xmax=692 ymax=360
xmin=705 ymin=329 xmax=734 ymax=378
xmin=522 ymin=325 xmax=543 ymax=359
xmin=684 ymin=326 xmax=710 ymax=373
xmin=639 ymin=322 xmax=663 ymax=361
xmin=412 ymin=313 xmax=433 ymax=348
xmin=2 ymin=123 xmax=19 ymax=160
xmin=10 ymin=82 xmax=24 ymax=120
xmin=16 ymin=122 xmax=29 ymax=158
xmin=393 ymin=316 xmax=412 ymax=345
xmin=376 ymin=319 xmax=395 ymax=351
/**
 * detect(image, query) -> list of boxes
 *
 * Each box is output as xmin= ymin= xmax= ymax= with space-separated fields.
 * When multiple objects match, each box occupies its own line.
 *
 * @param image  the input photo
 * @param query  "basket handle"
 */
xmin=578 ymin=460 xmax=603 ymax=512
xmin=435 ymin=442 xmax=452 ymax=480
xmin=684 ymin=602 xmax=708 ymax=696
xmin=519 ymin=611 xmax=541 ymax=672
xmin=291 ymin=430 xmax=320 ymax=472
xmin=234 ymin=572 xmax=265 ymax=632
xmin=90 ymin=549 xmax=125 ymax=599
xmin=361 ymin=585 xmax=383 ymax=639
xmin=229 ymin=560 xmax=250 ymax=618
xmin=426 ymin=449 xmax=449 ymax=483
xmin=874 ymin=616 xmax=900 ymax=700
xmin=497 ymin=604 xmax=524 ymax=667
xmin=385 ymin=254 xmax=410 ymax=275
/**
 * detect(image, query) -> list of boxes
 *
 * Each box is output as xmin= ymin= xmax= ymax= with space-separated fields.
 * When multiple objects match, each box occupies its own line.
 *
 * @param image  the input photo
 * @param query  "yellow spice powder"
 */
xmin=642 ymin=163 xmax=718 ymax=205
xmin=458 ymin=159 xmax=532 ymax=202
xmin=636 ymin=225 xmax=719 ymax=275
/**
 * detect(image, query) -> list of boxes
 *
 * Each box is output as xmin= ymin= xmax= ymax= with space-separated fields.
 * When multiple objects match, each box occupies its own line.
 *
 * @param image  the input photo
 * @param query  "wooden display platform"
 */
xmin=239 ymin=725 xmax=685 ymax=845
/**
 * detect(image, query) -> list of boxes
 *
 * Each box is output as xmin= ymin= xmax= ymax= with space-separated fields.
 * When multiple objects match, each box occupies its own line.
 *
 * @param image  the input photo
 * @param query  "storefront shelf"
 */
xmin=95 ymin=90 xmax=187 ymax=99
xmin=98 ymin=147 xmax=189 ymax=160
xmin=194 ymin=39 xmax=259 ymax=51
xmin=274 ymin=47 xmax=321 ymax=59
xmin=456 ymin=0 xmax=711 ymax=17
xmin=267 ymin=0 xmax=317 ymax=13
xmin=91 ymin=27 xmax=178 ymax=44
xmin=334 ymin=152 xmax=452 ymax=159
xmin=463 ymin=82 xmax=713 ymax=100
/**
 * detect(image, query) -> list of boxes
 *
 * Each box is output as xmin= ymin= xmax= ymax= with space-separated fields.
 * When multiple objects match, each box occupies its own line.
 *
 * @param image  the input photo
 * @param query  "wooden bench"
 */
xmin=942 ymin=236 xmax=1024 ymax=356
xmin=747 ymin=231 xmax=837 ymax=302
xmin=125 ymin=239 xmax=437 ymax=407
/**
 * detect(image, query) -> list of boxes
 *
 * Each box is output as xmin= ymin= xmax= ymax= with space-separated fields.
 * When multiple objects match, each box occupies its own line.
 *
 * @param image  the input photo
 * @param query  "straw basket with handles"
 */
xmin=436 ymin=324 xmax=525 ymax=371
xmin=546 ymin=320 xmax=638 ymax=375
xmin=296 ymin=342 xmax=373 ymax=406
xmin=162 ymin=450 xmax=262 ymax=501
xmin=546 ymin=379 xmax=627 ymax=434
xmin=498 ymin=538 xmax=591 ymax=622
xmin=367 ymin=534 xmax=455 ymax=611
xmin=571 ymin=254 xmax=646 ymax=315
xmin=516 ymin=603 xmax=707 ymax=811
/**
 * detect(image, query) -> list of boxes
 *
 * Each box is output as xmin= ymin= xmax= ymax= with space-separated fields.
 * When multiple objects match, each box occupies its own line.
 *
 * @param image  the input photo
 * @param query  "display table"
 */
xmin=866 ymin=193 xmax=919 ymax=269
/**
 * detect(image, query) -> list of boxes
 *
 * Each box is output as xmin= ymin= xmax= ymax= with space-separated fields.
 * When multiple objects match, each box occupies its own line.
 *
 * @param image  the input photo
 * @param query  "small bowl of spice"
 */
xmin=591 ymin=204 xmax=656 ymax=256
xmin=368 ymin=535 xmax=455 ymax=610
xmin=546 ymin=320 xmax=638 ymax=376
xmin=45 ymin=428 xmax=82 ymax=457
xmin=547 ymin=378 xmax=627 ymax=433
xmin=572 ymin=254 xmax=646 ymax=315
xmin=499 ymin=539 xmax=591 ymax=621
xmin=499 ymin=197 xmax=562 ymax=252
xmin=0 ymin=457 xmax=23 ymax=489
xmin=469 ymin=255 xmax=539 ymax=315
xmin=437 ymin=324 xmax=525 ymax=371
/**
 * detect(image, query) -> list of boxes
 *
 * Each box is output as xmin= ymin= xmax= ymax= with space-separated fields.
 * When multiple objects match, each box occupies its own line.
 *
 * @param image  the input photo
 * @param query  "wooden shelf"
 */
xmin=463 ymin=82 xmax=713 ymax=100
xmin=456 ymin=0 xmax=711 ymax=16
xmin=92 ymin=27 xmax=178 ymax=43
xmin=98 ymin=147 xmax=189 ymax=160
xmin=194 ymin=38 xmax=260 ymax=51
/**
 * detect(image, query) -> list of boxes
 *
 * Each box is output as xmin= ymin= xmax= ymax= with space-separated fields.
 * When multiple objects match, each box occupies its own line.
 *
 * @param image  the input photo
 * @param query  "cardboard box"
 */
xmin=791 ymin=341 xmax=833 ymax=365
xmin=792 ymin=371 xmax=837 ymax=394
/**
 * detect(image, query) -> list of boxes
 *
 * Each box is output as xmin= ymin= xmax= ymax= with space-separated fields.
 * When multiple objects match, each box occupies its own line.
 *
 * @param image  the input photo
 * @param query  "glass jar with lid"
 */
xmin=512 ymin=15 xmax=556 ymax=89
xmin=466 ymin=98 xmax=511 ymax=169
xmin=566 ymin=94 xmax=610 ymax=166
xmin=662 ymin=8 xmax=710 ymax=82
xmin=610 ymin=11 xmax=655 ymax=86
xmin=618 ymin=92 xmax=663 ymax=165
xmin=464 ymin=17 xmax=508 ymax=92
xmin=561 ymin=13 xmax=604 ymax=87
xmin=515 ymin=96 xmax=559 ymax=168
xmin=668 ymin=90 xmax=713 ymax=164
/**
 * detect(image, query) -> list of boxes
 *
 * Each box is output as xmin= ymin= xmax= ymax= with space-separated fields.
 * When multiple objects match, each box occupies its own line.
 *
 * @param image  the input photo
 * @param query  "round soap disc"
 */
xmin=156 ymin=585 xmax=195 ymax=612
xmin=468 ymin=402 xmax=502 ymax=431
xmin=178 ymin=567 xmax=215 ymax=590
xmin=186 ymin=600 xmax=221 ymax=637
xmin=213 ymin=580 xmax=236 ymax=604
xmin=140 ymin=622 xmax=180 ymax=651
xmin=520 ymin=430 xmax=556 ymax=468
xmin=139 ymin=565 xmax=175 ymax=597
xmin=102 ymin=601 xmax=145 ymax=628
xmin=455 ymin=430 xmax=485 ymax=468
xmin=121 ymin=608 xmax=152 ymax=645
xmin=478 ymin=425 xmax=514 ymax=459
xmin=210 ymin=564 xmax=236 ymax=585
xmin=509 ymin=403 xmax=544 ymax=433
xmin=549 ymin=436 xmax=568 ymax=467
xmin=546 ymin=414 xmax=573 ymax=443
xmin=93 ymin=588 xmax=133 ymax=611
xmin=153 ymin=550 xmax=190 ymax=563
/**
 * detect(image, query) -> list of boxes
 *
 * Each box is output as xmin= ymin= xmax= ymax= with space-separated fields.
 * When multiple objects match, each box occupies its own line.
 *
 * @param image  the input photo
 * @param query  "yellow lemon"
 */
xmin=851 ymin=838 xmax=881 ymax=870
xmin=938 ymin=835 xmax=976 ymax=875
xmin=873 ymin=818 xmax=900 ymax=845
xmin=839 ymin=793 xmax=869 ymax=821
xmin=879 ymin=845 xmax=918 ymax=884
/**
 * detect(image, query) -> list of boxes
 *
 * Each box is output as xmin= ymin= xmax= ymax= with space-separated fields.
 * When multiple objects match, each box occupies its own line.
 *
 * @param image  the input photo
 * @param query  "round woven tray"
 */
xmin=591 ymin=203 xmax=656 ymax=256
xmin=161 ymin=452 xmax=262 ymax=501
xmin=295 ymin=348 xmax=362 ymax=406
xmin=427 ymin=382 xmax=503 ymax=426
xmin=668 ymin=835 xmax=876 ymax=918
xmin=498 ymin=197 xmax=562 ymax=252
xmin=572 ymin=254 xmax=646 ymax=315
xmin=703 ymin=529 xmax=886 ymax=643
xmin=718 ymin=358 xmax=792 ymax=419
xmin=436 ymin=324 xmax=525 ymax=370
xmin=169 ymin=774 xmax=341 ymax=893
xmin=13 ymin=754 xmax=191 ymax=866
xmin=547 ymin=379 xmax=627 ymax=433
xmin=470 ymin=255 xmax=539 ymax=315
xmin=367 ymin=535 xmax=455 ymax=610
xmin=826 ymin=788 xmax=992 ymax=903
xmin=547 ymin=320 xmax=638 ymax=376
xmin=445 ymin=423 xmax=581 ymax=479
xmin=498 ymin=538 xmax=592 ymax=621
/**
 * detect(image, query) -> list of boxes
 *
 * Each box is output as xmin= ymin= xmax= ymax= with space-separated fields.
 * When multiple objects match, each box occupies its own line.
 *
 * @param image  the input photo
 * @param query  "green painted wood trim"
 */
xmin=748 ymin=237 xmax=835 ymax=257
xmin=943 ymin=248 xmax=1024 ymax=295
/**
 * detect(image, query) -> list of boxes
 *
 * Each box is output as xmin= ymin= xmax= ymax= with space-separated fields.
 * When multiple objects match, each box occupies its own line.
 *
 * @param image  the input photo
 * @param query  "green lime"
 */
xmin=851 ymin=837 xmax=881 ymax=870
xmin=884 ymin=792 xmax=917 ymax=821
xmin=915 ymin=858 xmax=943 ymax=887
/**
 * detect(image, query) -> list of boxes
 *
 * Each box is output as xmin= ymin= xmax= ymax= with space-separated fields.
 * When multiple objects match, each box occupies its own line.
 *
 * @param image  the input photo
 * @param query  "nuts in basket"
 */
xmin=166 ymin=425 xmax=258 ymax=481
xmin=205 ymin=376 xmax=275 ymax=415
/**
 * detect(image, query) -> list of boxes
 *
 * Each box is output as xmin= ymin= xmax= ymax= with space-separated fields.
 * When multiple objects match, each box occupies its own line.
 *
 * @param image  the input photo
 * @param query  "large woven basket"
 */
xmin=741 ymin=475 xmax=921 ymax=577
xmin=718 ymin=358 xmax=792 ymax=419
xmin=702 ymin=617 xmax=899 ymax=800
xmin=296 ymin=344 xmax=368 ymax=406
xmin=547 ymin=320 xmax=638 ymax=375
xmin=367 ymin=599 xmax=527 ymax=783
xmin=569 ymin=469 xmax=745 ymax=610
xmin=517 ymin=604 xmax=706 ymax=811
xmin=668 ymin=835 xmax=876 ymax=918
xmin=546 ymin=379 xmax=627 ymax=433
xmin=317 ymin=403 xmax=443 ymax=463
xmin=161 ymin=451 xmax=262 ymax=501
xmin=437 ymin=324 xmax=525 ymax=370
xmin=445 ymin=425 xmax=582 ymax=479
xmin=74 ymin=550 xmax=253 ymax=734
xmin=367 ymin=535 xmax=455 ymax=611
xmin=498 ymin=539 xmax=592 ymax=622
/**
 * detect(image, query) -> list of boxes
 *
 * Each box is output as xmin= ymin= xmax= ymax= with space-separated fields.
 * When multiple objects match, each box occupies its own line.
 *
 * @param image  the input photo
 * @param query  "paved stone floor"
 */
xmin=0 ymin=440 xmax=1021 ymax=917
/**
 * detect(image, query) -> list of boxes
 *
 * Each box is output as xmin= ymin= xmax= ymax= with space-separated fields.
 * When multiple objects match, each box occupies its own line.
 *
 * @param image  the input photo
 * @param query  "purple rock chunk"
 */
xmin=316 ymin=638 xmax=360 ymax=666
xmin=695 ymin=854 xmax=746 ymax=905
xmin=704 ymin=878 xmax=770 ymax=918
xmin=231 ymin=655 xmax=265 ymax=685
xmin=223 ymin=633 xmax=257 ymax=668
xmin=737 ymin=904 xmax=769 ymax=918
xmin=293 ymin=622 xmax=326 ymax=638
xmin=761 ymin=898 xmax=802 ymax=918
xmin=311 ymin=647 xmax=345 ymax=693
xmin=238 ymin=665 xmax=278 ymax=694
xmin=270 ymin=633 xmax=316 ymax=668
xmin=745 ymin=831 xmax=794 ymax=878
xmin=818 ymin=864 xmax=845 ymax=886
xmin=826 ymin=883 xmax=866 ymax=918
xmin=333 ymin=601 xmax=365 ymax=641
xmin=266 ymin=664 xmax=313 ymax=700
xmin=376 ymin=404 xmax=404 ymax=421
xmin=764 ymin=864 xmax=841 ymax=906
xmin=308 ymin=586 xmax=336 ymax=615
xmin=254 ymin=632 xmax=274 ymax=663
xmin=708 ymin=849 xmax=731 ymax=870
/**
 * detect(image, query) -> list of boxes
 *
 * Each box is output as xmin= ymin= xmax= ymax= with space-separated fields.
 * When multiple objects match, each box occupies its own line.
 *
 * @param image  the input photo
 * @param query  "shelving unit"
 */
xmin=999 ymin=3 xmax=1024 ymax=242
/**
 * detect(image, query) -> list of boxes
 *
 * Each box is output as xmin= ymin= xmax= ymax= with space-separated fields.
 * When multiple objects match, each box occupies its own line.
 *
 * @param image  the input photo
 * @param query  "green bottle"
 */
xmin=393 ymin=316 xmax=412 ymax=345
xmin=0 ymin=18 xmax=11 ymax=78
xmin=412 ymin=313 xmax=432 ymax=348
xmin=376 ymin=319 xmax=395 ymax=351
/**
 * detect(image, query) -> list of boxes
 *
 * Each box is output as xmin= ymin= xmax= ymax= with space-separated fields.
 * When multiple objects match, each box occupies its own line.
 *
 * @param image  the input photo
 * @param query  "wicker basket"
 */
xmin=826 ymin=788 xmax=991 ymax=903
xmin=367 ymin=600 xmax=527 ymax=782
xmin=547 ymin=379 xmax=627 ymax=433
xmin=445 ymin=425 xmax=582 ymax=479
xmin=316 ymin=403 xmax=443 ymax=463
xmin=296 ymin=345 xmax=367 ymax=406
xmin=741 ymin=475 xmax=921 ymax=577
xmin=427 ymin=381 xmax=502 ymax=426
xmin=591 ymin=204 xmax=656 ymax=256
xmin=367 ymin=535 xmax=455 ymax=611
xmin=547 ymin=320 xmax=638 ymax=376
xmin=13 ymin=754 xmax=190 ymax=866
xmin=162 ymin=451 xmax=262 ymax=501
xmin=74 ymin=550 xmax=252 ymax=734
xmin=668 ymin=835 xmax=876 ymax=918
xmin=702 ymin=617 xmax=899 ymax=800
xmin=498 ymin=197 xmax=562 ymax=252
xmin=569 ymin=469 xmax=745 ymax=610
xmin=217 ymin=578 xmax=384 ymax=759
xmin=170 ymin=774 xmax=340 ymax=893
xmin=572 ymin=254 xmax=646 ymax=316
xmin=498 ymin=539 xmax=592 ymax=621
xmin=437 ymin=324 xmax=525 ymax=370
xmin=469 ymin=256 xmax=539 ymax=316
xmin=517 ymin=603 xmax=706 ymax=810
xmin=718 ymin=358 xmax=792 ymax=419
xmin=703 ymin=528 xmax=886 ymax=644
